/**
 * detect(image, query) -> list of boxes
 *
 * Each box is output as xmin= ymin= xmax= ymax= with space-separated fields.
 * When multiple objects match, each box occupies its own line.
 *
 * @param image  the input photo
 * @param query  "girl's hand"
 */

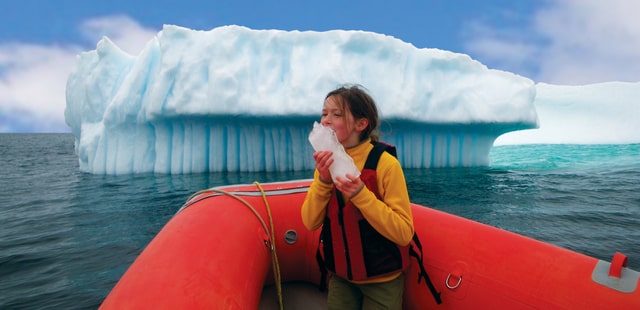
xmin=313 ymin=150 xmax=334 ymax=183
xmin=334 ymin=174 xmax=364 ymax=198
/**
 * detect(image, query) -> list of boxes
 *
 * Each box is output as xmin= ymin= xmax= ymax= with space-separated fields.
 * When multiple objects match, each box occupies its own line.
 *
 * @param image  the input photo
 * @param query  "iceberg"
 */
xmin=495 ymin=82 xmax=640 ymax=145
xmin=65 ymin=25 xmax=538 ymax=175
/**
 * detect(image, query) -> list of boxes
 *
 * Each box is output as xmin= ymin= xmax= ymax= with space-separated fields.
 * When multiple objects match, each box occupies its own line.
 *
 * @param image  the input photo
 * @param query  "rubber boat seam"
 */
xmin=178 ymin=187 xmax=310 ymax=214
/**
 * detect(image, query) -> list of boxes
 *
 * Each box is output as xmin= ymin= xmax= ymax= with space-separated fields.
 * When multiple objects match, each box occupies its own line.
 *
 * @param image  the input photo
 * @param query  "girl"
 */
xmin=301 ymin=84 xmax=414 ymax=309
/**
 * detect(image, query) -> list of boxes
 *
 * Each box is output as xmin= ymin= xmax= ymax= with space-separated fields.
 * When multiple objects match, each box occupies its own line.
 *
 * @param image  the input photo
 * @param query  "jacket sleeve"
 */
xmin=349 ymin=153 xmax=414 ymax=246
xmin=301 ymin=170 xmax=334 ymax=231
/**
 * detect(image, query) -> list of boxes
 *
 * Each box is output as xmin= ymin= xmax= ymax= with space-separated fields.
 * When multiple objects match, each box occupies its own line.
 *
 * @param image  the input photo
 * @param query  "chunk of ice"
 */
xmin=308 ymin=122 xmax=360 ymax=182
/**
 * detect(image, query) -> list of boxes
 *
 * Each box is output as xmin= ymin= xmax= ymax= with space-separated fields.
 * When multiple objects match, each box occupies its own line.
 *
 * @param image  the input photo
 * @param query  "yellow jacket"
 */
xmin=301 ymin=140 xmax=414 ymax=247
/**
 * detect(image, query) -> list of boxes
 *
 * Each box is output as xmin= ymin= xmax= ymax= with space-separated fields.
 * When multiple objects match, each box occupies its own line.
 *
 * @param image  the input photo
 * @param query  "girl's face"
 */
xmin=321 ymin=95 xmax=368 ymax=148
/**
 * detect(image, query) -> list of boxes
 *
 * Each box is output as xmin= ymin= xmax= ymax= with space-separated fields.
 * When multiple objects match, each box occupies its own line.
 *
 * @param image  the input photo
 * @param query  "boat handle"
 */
xmin=445 ymin=273 xmax=462 ymax=289
xmin=608 ymin=252 xmax=628 ymax=278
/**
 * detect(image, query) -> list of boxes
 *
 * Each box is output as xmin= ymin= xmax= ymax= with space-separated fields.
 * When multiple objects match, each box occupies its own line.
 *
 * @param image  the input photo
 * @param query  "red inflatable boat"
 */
xmin=101 ymin=179 xmax=639 ymax=309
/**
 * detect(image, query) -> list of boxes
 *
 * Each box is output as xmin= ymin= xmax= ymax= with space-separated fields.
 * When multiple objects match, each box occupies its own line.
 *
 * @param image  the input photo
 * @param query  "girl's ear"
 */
xmin=355 ymin=118 xmax=369 ymax=132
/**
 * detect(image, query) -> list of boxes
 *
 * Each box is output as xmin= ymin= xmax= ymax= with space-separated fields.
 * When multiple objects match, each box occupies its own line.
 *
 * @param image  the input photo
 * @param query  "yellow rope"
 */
xmin=254 ymin=181 xmax=284 ymax=310
xmin=181 ymin=183 xmax=284 ymax=309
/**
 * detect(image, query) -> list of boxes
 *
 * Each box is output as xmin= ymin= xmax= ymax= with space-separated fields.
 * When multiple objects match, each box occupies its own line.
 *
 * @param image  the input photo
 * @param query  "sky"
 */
xmin=1 ymin=0 xmax=639 ymax=132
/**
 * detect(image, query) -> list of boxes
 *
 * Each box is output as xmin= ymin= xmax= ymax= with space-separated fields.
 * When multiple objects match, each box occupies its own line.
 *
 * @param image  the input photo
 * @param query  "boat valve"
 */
xmin=284 ymin=229 xmax=298 ymax=245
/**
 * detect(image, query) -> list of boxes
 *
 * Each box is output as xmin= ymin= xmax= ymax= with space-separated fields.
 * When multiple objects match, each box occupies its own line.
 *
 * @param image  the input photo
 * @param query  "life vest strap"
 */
xmin=316 ymin=248 xmax=328 ymax=292
xmin=409 ymin=233 xmax=442 ymax=304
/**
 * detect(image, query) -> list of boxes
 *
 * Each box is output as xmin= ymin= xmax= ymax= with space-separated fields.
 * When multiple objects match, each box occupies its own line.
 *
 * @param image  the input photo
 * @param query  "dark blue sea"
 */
xmin=1 ymin=133 xmax=639 ymax=309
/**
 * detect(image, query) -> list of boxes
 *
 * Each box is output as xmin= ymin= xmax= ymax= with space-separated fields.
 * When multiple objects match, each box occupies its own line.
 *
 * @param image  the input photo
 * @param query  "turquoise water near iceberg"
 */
xmin=1 ymin=134 xmax=638 ymax=309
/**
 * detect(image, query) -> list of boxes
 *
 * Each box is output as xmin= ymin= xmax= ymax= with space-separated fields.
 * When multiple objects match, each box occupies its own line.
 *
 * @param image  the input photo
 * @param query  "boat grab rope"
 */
xmin=254 ymin=181 xmax=284 ymax=310
xmin=179 ymin=182 xmax=285 ymax=310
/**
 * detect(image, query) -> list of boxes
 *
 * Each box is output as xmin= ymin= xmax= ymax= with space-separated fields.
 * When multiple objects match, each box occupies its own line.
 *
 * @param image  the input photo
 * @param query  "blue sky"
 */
xmin=1 ymin=1 xmax=532 ymax=54
xmin=1 ymin=0 xmax=639 ymax=132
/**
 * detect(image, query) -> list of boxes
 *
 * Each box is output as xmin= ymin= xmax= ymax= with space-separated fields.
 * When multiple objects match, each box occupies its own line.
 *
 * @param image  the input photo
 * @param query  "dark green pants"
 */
xmin=327 ymin=273 xmax=404 ymax=310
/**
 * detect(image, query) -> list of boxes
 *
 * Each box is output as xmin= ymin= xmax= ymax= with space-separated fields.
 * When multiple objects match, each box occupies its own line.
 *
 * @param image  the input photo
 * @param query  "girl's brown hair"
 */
xmin=325 ymin=84 xmax=380 ymax=143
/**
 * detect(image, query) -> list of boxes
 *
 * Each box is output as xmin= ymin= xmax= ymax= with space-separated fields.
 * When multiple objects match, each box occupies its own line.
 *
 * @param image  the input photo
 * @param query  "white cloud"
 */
xmin=462 ymin=20 xmax=542 ymax=77
xmin=0 ymin=15 xmax=157 ymax=132
xmin=0 ymin=43 xmax=81 ymax=131
xmin=463 ymin=0 xmax=640 ymax=85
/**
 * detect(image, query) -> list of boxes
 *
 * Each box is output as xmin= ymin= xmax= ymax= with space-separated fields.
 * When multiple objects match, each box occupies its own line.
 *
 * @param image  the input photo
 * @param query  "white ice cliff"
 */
xmin=65 ymin=25 xmax=539 ymax=174
xmin=495 ymin=82 xmax=640 ymax=145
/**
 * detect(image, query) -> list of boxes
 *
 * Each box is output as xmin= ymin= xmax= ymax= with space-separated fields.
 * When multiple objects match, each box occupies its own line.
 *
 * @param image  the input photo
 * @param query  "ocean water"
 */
xmin=1 ymin=133 xmax=638 ymax=309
